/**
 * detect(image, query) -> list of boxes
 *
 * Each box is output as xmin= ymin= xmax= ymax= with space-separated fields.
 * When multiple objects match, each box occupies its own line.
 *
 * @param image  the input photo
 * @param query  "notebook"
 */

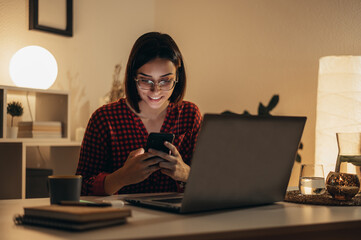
xmin=125 ymin=114 xmax=306 ymax=213
xmin=14 ymin=205 xmax=131 ymax=231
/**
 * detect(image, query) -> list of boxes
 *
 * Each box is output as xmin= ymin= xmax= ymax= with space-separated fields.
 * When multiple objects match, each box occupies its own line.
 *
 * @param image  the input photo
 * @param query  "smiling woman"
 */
xmin=135 ymin=58 xmax=177 ymax=117
xmin=76 ymin=32 xmax=202 ymax=196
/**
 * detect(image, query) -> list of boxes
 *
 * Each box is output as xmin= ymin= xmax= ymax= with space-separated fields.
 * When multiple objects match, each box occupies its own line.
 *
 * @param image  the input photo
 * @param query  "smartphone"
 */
xmin=145 ymin=133 xmax=175 ymax=153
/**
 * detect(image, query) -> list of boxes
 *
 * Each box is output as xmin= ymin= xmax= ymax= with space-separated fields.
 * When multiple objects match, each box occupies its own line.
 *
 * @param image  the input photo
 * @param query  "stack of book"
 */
xmin=14 ymin=205 xmax=132 ymax=231
xmin=17 ymin=121 xmax=62 ymax=138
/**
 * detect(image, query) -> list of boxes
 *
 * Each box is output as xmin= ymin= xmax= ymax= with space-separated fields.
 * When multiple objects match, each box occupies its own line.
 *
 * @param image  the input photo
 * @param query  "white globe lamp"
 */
xmin=9 ymin=46 xmax=58 ymax=89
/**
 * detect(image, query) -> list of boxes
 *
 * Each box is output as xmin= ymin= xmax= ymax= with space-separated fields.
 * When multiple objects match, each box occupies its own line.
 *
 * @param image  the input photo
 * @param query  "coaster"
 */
xmin=284 ymin=190 xmax=361 ymax=206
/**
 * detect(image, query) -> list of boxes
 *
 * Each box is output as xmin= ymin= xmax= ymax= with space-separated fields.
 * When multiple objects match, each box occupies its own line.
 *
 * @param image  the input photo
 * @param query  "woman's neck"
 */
xmin=137 ymin=100 xmax=169 ymax=120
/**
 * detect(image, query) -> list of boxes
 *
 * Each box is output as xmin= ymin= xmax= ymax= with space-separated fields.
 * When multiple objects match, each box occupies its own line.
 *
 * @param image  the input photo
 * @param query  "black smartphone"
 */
xmin=145 ymin=133 xmax=175 ymax=153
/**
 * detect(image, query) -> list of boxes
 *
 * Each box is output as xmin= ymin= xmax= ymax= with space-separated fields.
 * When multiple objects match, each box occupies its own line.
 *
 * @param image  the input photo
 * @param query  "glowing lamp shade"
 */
xmin=315 ymin=56 xmax=361 ymax=175
xmin=9 ymin=46 xmax=58 ymax=89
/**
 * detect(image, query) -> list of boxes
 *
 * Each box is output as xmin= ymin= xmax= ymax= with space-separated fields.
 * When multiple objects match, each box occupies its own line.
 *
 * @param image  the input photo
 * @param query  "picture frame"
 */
xmin=29 ymin=0 xmax=73 ymax=37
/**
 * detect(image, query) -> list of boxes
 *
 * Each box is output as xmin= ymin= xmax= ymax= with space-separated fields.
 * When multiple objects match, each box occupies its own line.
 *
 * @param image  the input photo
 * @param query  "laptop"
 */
xmin=125 ymin=114 xmax=306 ymax=213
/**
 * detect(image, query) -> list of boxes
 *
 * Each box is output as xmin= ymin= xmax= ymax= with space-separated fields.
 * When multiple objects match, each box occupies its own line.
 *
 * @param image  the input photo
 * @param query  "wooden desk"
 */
xmin=1 ymin=196 xmax=360 ymax=240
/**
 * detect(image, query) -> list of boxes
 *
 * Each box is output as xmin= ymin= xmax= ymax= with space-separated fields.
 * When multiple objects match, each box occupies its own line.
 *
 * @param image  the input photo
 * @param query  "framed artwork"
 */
xmin=29 ymin=0 xmax=73 ymax=37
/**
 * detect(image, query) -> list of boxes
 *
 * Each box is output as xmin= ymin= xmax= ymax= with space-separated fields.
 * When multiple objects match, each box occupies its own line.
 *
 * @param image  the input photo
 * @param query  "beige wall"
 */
xmin=1 ymin=0 xmax=361 ymax=186
xmin=154 ymin=0 xmax=361 ymax=185
xmin=0 ymin=0 xmax=155 ymax=138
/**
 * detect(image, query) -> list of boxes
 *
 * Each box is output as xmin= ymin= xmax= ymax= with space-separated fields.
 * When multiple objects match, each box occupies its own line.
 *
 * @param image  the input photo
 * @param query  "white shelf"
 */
xmin=0 ymin=85 xmax=69 ymax=94
xmin=0 ymin=85 xmax=70 ymax=140
xmin=0 ymin=138 xmax=81 ymax=146
xmin=0 ymin=85 xmax=81 ymax=200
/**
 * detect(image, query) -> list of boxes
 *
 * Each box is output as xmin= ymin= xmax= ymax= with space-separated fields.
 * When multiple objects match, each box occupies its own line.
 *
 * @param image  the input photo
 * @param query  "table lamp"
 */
xmin=9 ymin=46 xmax=58 ymax=89
xmin=315 ymin=56 xmax=361 ymax=176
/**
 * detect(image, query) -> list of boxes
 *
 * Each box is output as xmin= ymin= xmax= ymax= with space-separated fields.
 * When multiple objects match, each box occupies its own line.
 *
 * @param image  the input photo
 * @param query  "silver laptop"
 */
xmin=125 ymin=114 xmax=306 ymax=213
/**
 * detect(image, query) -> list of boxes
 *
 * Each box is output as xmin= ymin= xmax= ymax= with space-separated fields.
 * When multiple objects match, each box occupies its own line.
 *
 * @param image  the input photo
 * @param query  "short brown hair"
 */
xmin=125 ymin=32 xmax=186 ymax=113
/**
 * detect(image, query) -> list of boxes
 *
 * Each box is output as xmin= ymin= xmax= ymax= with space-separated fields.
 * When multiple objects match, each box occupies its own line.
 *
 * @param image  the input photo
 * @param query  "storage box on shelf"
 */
xmin=0 ymin=85 xmax=81 ymax=199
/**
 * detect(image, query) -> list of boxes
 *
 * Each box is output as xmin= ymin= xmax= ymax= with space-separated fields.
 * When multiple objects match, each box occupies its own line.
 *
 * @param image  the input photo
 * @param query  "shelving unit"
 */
xmin=1 ymin=85 xmax=70 ymax=140
xmin=0 ymin=85 xmax=81 ymax=199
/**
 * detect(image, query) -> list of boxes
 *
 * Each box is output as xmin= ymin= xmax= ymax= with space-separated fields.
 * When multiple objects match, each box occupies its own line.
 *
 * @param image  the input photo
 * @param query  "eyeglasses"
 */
xmin=135 ymin=78 xmax=178 ymax=91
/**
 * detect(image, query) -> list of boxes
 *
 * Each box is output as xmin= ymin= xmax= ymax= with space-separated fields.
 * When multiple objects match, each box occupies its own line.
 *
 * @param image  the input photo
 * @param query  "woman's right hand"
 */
xmin=104 ymin=148 xmax=162 ymax=195
xmin=120 ymin=148 xmax=163 ymax=185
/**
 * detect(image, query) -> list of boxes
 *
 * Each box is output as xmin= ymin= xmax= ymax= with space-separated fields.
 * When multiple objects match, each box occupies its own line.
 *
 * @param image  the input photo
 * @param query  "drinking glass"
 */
xmin=299 ymin=164 xmax=326 ymax=195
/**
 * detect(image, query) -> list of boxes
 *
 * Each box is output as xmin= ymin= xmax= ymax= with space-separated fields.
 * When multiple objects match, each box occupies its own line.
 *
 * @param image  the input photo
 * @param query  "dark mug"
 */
xmin=48 ymin=175 xmax=82 ymax=204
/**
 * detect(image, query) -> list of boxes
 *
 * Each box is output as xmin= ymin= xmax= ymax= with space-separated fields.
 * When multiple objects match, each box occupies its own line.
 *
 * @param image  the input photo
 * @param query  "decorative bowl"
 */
xmin=326 ymin=171 xmax=360 ymax=201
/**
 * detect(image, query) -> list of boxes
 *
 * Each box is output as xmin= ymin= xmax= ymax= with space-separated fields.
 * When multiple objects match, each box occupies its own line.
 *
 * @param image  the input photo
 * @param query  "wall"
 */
xmin=0 ymin=0 xmax=155 ymax=139
xmin=154 ymin=0 xmax=361 ymax=185
xmin=1 ymin=0 xmax=361 ymax=186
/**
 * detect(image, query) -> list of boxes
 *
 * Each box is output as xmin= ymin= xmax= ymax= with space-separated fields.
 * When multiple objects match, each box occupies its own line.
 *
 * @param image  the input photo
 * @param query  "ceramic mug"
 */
xmin=48 ymin=175 xmax=82 ymax=204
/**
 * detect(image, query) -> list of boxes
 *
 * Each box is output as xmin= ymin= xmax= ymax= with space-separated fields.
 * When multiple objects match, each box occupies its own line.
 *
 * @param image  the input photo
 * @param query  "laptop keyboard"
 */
xmin=152 ymin=197 xmax=183 ymax=204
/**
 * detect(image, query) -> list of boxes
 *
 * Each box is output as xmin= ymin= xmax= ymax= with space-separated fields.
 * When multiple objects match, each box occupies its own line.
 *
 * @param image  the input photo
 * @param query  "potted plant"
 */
xmin=7 ymin=101 xmax=24 ymax=138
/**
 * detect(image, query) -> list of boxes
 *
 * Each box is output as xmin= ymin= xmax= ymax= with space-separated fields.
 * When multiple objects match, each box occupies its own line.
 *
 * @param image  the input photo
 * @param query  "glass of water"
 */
xmin=299 ymin=164 xmax=326 ymax=195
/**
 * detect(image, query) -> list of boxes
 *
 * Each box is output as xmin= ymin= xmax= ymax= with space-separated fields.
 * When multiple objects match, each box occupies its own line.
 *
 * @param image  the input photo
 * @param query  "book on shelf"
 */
xmin=17 ymin=132 xmax=63 ymax=138
xmin=18 ymin=126 xmax=62 ymax=131
xmin=18 ymin=121 xmax=62 ymax=127
xmin=17 ymin=121 xmax=62 ymax=138
xmin=14 ymin=205 xmax=131 ymax=231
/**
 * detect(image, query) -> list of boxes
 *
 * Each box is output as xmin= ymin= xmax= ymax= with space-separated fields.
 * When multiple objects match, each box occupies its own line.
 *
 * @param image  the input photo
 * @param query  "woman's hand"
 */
xmin=120 ymin=148 xmax=163 ymax=185
xmin=148 ymin=141 xmax=190 ymax=182
xmin=104 ymin=148 xmax=163 ymax=195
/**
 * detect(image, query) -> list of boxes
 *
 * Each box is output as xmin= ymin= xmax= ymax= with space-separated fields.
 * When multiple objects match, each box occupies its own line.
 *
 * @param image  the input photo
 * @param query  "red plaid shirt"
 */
xmin=76 ymin=98 xmax=202 ymax=195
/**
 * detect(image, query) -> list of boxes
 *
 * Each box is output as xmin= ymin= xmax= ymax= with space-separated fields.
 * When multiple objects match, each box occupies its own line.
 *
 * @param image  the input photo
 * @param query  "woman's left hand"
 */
xmin=148 ymin=141 xmax=190 ymax=182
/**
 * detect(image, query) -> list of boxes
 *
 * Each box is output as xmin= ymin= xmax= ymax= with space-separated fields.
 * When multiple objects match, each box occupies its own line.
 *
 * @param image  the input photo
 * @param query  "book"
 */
xmin=18 ymin=121 xmax=62 ymax=127
xmin=17 ymin=121 xmax=63 ymax=138
xmin=17 ymin=132 xmax=62 ymax=138
xmin=14 ymin=214 xmax=127 ymax=231
xmin=14 ymin=205 xmax=131 ymax=231
xmin=18 ymin=126 xmax=62 ymax=131
xmin=23 ymin=205 xmax=131 ymax=222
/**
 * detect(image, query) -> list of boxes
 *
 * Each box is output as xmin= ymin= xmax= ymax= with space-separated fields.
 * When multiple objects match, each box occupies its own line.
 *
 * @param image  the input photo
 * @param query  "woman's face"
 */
xmin=136 ymin=58 xmax=177 ymax=110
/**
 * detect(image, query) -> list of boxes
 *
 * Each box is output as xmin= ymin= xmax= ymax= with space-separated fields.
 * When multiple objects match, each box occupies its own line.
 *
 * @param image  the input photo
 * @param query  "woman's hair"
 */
xmin=125 ymin=32 xmax=186 ymax=113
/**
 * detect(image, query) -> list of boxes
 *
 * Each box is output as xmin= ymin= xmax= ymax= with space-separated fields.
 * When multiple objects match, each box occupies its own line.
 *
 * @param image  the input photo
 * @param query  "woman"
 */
xmin=76 ymin=32 xmax=202 ymax=195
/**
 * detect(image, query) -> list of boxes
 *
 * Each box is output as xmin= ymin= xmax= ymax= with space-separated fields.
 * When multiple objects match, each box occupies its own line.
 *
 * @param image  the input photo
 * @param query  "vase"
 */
xmin=7 ymin=126 xmax=18 ymax=138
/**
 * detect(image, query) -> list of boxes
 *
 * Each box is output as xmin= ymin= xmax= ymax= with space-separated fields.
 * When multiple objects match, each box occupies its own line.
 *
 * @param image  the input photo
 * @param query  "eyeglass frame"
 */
xmin=134 ymin=78 xmax=178 ymax=91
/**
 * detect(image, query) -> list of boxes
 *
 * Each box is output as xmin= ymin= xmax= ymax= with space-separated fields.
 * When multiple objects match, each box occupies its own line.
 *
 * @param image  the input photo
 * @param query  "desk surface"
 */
xmin=1 ymin=195 xmax=361 ymax=240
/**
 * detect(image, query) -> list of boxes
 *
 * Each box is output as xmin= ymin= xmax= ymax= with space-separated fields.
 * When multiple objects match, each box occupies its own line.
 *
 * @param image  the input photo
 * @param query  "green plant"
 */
xmin=7 ymin=101 xmax=24 ymax=127
xmin=222 ymin=94 xmax=303 ymax=163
